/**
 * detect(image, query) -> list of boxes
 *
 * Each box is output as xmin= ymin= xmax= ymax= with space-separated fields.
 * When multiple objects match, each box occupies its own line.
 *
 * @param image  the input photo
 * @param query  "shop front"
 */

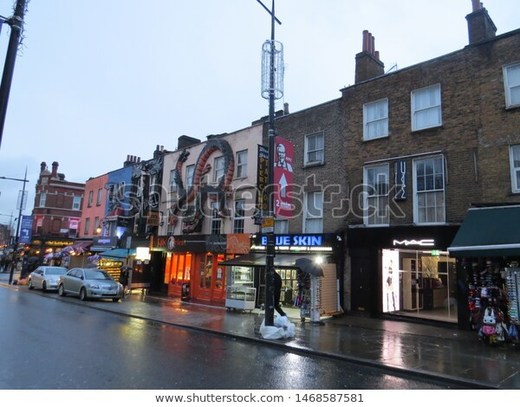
xmin=448 ymin=205 xmax=520 ymax=341
xmin=157 ymin=234 xmax=228 ymax=304
xmin=347 ymin=225 xmax=460 ymax=325
xmin=220 ymin=233 xmax=343 ymax=321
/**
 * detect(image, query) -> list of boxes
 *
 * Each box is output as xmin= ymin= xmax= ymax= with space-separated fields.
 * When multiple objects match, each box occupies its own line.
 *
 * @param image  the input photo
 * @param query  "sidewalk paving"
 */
xmin=1 ymin=271 xmax=519 ymax=389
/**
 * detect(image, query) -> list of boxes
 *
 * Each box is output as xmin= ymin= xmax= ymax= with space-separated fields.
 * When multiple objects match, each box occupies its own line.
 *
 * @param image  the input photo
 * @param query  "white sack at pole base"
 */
xmin=259 ymin=316 xmax=296 ymax=339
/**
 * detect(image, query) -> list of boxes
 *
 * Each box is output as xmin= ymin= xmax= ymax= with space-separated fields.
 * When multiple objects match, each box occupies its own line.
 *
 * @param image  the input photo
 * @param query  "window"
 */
xmin=236 ymin=150 xmax=248 ymax=178
xmin=233 ymin=199 xmax=245 ymax=233
xmin=275 ymin=219 xmax=288 ymax=234
xmin=84 ymin=218 xmax=90 ymax=235
xmin=363 ymin=99 xmax=388 ymax=140
xmin=186 ymin=165 xmax=195 ymax=188
xmin=363 ymin=164 xmax=389 ymax=225
xmin=94 ymin=217 xmax=100 ymax=234
xmin=96 ymin=188 xmax=103 ymax=206
xmin=411 ymin=84 xmax=442 ymax=131
xmin=303 ymin=191 xmax=323 ymax=233
xmin=504 ymin=63 xmax=520 ymax=108
xmin=304 ymin=132 xmax=324 ymax=165
xmin=87 ymin=190 xmax=94 ymax=207
xmin=169 ymin=169 xmax=177 ymax=192
xmin=211 ymin=202 xmax=222 ymax=235
xmin=213 ymin=157 xmax=225 ymax=183
xmin=72 ymin=196 xmax=81 ymax=210
xmin=39 ymin=192 xmax=47 ymax=207
xmin=413 ymin=156 xmax=446 ymax=224
xmin=510 ymin=145 xmax=520 ymax=193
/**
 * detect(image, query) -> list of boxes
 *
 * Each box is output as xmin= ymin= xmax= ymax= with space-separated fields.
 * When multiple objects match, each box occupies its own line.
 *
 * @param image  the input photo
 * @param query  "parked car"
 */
xmin=58 ymin=268 xmax=123 ymax=302
xmin=28 ymin=266 xmax=68 ymax=291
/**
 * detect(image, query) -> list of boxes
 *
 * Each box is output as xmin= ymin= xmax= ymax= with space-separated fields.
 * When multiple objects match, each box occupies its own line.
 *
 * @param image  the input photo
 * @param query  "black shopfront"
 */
xmin=347 ymin=224 xmax=460 ymax=326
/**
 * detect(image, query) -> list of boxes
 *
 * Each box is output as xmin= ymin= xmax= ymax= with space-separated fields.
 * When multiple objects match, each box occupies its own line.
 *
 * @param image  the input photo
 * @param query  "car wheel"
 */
xmin=58 ymin=284 xmax=66 ymax=297
xmin=28 ymin=279 xmax=34 ymax=290
xmin=112 ymin=298 xmax=120 ymax=302
xmin=79 ymin=287 xmax=87 ymax=301
xmin=42 ymin=281 xmax=47 ymax=292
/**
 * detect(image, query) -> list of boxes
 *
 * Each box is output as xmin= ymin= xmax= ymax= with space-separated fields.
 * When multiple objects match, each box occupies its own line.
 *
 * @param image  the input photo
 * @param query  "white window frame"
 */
xmin=274 ymin=219 xmax=288 ymax=234
xmin=363 ymin=98 xmax=389 ymax=141
xmin=186 ymin=165 xmax=195 ymax=188
xmin=413 ymin=155 xmax=446 ymax=224
xmin=303 ymin=191 xmax=323 ymax=233
xmin=39 ymin=192 xmax=47 ymax=207
xmin=411 ymin=84 xmax=442 ymax=131
xmin=72 ymin=196 xmax=81 ymax=210
xmin=304 ymin=132 xmax=324 ymax=166
xmin=211 ymin=201 xmax=222 ymax=235
xmin=233 ymin=199 xmax=246 ymax=233
xmin=236 ymin=150 xmax=248 ymax=178
xmin=504 ymin=63 xmax=520 ymax=109
xmin=510 ymin=145 xmax=520 ymax=193
xmin=87 ymin=190 xmax=94 ymax=207
xmin=169 ymin=169 xmax=177 ymax=192
xmin=96 ymin=188 xmax=103 ymax=206
xmin=213 ymin=156 xmax=225 ymax=183
xmin=363 ymin=164 xmax=390 ymax=226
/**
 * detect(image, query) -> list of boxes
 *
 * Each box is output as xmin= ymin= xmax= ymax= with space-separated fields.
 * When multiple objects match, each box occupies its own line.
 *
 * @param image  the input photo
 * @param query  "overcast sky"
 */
xmin=0 ymin=0 xmax=519 ymax=227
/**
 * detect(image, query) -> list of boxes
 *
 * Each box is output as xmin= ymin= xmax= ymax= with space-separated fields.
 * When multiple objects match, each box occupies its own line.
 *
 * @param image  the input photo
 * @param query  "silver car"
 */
xmin=58 ymin=268 xmax=123 ymax=302
xmin=28 ymin=266 xmax=68 ymax=291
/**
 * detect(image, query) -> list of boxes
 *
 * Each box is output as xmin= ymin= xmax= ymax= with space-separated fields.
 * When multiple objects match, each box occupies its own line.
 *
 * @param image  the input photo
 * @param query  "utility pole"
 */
xmin=258 ymin=0 xmax=283 ymax=327
xmin=0 ymin=0 xmax=28 ymax=149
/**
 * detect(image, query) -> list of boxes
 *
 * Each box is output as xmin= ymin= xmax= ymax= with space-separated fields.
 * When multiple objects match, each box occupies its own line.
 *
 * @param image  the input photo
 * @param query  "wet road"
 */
xmin=0 ymin=287 xmax=460 ymax=389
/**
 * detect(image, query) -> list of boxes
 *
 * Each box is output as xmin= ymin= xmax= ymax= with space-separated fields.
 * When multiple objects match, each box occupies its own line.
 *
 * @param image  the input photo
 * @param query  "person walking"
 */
xmin=273 ymin=271 xmax=286 ymax=317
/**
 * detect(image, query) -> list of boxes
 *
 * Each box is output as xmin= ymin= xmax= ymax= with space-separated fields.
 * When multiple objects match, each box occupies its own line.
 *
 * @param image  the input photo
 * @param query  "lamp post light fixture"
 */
xmin=0 ymin=168 xmax=29 ymax=284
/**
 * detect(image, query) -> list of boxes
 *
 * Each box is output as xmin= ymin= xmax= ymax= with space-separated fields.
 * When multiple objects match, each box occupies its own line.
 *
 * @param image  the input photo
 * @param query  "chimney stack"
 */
xmin=466 ymin=1 xmax=496 ymax=45
xmin=51 ymin=161 xmax=59 ymax=178
xmin=355 ymin=30 xmax=385 ymax=84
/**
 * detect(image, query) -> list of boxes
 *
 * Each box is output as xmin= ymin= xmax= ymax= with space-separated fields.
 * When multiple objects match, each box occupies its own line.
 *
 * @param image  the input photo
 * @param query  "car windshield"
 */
xmin=46 ymin=268 xmax=67 ymax=275
xmin=84 ymin=270 xmax=111 ymax=280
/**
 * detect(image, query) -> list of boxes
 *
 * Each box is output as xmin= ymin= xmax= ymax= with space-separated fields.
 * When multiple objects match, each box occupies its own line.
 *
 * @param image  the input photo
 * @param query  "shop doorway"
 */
xmin=382 ymin=249 xmax=457 ymax=323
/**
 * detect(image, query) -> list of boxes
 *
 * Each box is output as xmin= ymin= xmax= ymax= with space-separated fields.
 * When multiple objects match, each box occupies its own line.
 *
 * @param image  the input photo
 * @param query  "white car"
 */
xmin=28 ymin=266 xmax=68 ymax=291
xmin=58 ymin=268 xmax=123 ymax=302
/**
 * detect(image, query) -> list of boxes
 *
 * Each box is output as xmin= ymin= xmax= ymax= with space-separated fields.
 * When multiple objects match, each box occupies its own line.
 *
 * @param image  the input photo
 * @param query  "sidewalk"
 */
xmin=1 ymin=272 xmax=519 ymax=389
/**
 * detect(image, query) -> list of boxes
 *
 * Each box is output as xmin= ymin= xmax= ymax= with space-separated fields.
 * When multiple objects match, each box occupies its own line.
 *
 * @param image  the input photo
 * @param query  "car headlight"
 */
xmin=88 ymin=283 xmax=100 ymax=289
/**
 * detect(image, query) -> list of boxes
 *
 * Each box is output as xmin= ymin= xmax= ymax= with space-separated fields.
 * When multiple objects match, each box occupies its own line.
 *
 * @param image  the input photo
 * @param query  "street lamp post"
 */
xmin=0 ymin=168 xmax=29 ymax=284
xmin=257 ymin=0 xmax=282 ymax=327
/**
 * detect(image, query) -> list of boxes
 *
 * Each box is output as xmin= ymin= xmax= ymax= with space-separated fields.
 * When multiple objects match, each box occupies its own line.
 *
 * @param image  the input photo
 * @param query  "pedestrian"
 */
xmin=119 ymin=266 xmax=130 ymax=297
xmin=273 ymin=271 xmax=286 ymax=317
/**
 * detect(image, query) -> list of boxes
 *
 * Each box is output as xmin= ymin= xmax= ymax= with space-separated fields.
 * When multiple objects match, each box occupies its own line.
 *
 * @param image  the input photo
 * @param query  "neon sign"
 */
xmin=260 ymin=235 xmax=323 ymax=247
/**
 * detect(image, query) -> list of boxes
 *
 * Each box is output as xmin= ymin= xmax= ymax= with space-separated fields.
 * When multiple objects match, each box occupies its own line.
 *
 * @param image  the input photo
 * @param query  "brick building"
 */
xmin=267 ymin=2 xmax=520 ymax=327
xmin=30 ymin=161 xmax=85 ymax=259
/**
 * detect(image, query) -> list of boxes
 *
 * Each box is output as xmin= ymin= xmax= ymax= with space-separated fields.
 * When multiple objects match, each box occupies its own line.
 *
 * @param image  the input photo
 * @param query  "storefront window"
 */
xmin=202 ymin=254 xmax=213 ymax=289
xmin=382 ymin=248 xmax=456 ymax=323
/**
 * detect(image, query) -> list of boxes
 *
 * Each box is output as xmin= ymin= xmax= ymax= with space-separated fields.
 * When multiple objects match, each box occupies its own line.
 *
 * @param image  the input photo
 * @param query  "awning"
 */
xmin=99 ymin=248 xmax=136 ymax=259
xmin=219 ymin=253 xmax=322 ymax=269
xmin=448 ymin=205 xmax=520 ymax=257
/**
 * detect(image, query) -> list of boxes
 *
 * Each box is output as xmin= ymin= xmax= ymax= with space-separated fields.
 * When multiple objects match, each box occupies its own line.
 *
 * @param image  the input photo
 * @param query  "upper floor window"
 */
xmin=87 ymin=190 xmax=94 ymax=207
xmin=186 ymin=165 xmax=195 ymax=188
xmin=84 ymin=218 xmax=90 ymax=235
xmin=363 ymin=164 xmax=389 ymax=226
xmin=304 ymin=132 xmax=324 ymax=166
xmin=94 ymin=217 xmax=100 ymax=234
xmin=72 ymin=196 xmax=81 ymax=210
xmin=211 ymin=202 xmax=222 ymax=235
xmin=213 ymin=157 xmax=225 ymax=183
xmin=504 ymin=63 xmax=520 ymax=108
xmin=233 ymin=199 xmax=245 ymax=233
xmin=413 ymin=156 xmax=445 ymax=224
xmin=275 ymin=219 xmax=288 ymax=234
xmin=236 ymin=150 xmax=248 ymax=178
xmin=39 ymin=192 xmax=47 ymax=207
xmin=169 ymin=169 xmax=177 ymax=192
xmin=363 ymin=98 xmax=388 ymax=140
xmin=96 ymin=188 xmax=103 ymax=206
xmin=303 ymin=191 xmax=323 ymax=233
xmin=510 ymin=145 xmax=520 ymax=193
xmin=411 ymin=84 xmax=442 ymax=131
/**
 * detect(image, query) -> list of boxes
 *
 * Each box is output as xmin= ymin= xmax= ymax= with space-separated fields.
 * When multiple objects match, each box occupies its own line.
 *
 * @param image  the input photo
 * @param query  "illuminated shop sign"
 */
xmin=392 ymin=239 xmax=435 ymax=247
xmin=260 ymin=235 xmax=323 ymax=247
